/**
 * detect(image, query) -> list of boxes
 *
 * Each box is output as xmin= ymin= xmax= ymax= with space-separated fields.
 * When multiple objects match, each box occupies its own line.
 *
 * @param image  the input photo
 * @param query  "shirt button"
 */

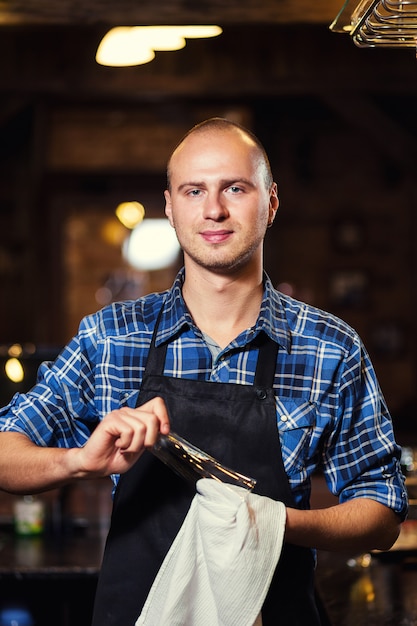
xmin=281 ymin=415 xmax=289 ymax=422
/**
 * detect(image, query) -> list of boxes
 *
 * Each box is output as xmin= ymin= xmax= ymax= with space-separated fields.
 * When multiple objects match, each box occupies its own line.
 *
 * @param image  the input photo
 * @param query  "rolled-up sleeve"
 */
xmin=323 ymin=338 xmax=408 ymax=520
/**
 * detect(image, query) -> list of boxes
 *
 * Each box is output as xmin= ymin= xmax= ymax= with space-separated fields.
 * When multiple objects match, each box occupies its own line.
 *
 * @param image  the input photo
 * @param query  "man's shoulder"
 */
xmin=82 ymin=291 xmax=167 ymax=339
xmin=276 ymin=291 xmax=359 ymax=347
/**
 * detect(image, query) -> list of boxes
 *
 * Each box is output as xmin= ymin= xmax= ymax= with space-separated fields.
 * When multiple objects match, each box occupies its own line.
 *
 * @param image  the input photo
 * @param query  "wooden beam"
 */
xmin=0 ymin=0 xmax=344 ymax=26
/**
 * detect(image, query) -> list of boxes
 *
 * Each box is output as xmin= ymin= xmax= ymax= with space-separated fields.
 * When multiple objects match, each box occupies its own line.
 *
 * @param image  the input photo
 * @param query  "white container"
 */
xmin=13 ymin=496 xmax=44 ymax=536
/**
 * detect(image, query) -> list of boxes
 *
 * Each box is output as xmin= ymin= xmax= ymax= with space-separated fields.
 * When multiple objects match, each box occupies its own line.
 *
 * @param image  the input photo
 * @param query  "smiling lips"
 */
xmin=200 ymin=230 xmax=233 ymax=244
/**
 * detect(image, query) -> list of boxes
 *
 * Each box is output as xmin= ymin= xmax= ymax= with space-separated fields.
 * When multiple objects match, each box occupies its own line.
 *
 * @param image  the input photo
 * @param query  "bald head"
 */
xmin=166 ymin=117 xmax=273 ymax=192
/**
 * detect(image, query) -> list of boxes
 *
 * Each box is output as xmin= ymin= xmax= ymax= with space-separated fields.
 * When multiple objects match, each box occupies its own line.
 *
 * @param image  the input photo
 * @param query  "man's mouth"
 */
xmin=200 ymin=230 xmax=232 ymax=244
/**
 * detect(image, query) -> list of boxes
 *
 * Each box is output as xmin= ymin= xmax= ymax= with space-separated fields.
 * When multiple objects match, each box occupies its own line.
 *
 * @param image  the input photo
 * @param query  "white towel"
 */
xmin=136 ymin=478 xmax=286 ymax=626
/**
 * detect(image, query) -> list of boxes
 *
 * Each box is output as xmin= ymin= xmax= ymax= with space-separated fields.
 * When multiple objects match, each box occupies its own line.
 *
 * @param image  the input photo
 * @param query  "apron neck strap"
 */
xmin=142 ymin=304 xmax=166 ymax=377
xmin=254 ymin=332 xmax=278 ymax=389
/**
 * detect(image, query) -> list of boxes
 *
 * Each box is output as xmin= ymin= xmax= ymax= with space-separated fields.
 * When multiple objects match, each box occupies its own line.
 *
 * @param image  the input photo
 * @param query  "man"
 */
xmin=0 ymin=118 xmax=407 ymax=625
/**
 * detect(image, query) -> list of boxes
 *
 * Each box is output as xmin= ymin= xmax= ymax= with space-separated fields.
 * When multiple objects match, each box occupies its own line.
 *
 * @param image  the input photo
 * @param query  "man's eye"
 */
xmin=188 ymin=189 xmax=201 ymax=197
xmin=228 ymin=186 xmax=242 ymax=194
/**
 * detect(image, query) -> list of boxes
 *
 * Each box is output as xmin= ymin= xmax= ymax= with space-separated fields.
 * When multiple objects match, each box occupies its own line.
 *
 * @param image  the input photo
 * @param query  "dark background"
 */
xmin=0 ymin=1 xmax=416 ymax=436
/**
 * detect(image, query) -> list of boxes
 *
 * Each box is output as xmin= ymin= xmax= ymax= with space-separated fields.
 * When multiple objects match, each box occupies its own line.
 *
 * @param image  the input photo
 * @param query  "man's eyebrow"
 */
xmin=176 ymin=178 xmax=256 ymax=192
xmin=224 ymin=178 xmax=256 ymax=188
xmin=177 ymin=181 xmax=205 ymax=192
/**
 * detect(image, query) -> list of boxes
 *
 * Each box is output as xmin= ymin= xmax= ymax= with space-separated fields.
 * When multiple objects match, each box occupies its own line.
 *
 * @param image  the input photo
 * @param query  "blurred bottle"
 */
xmin=13 ymin=496 xmax=44 ymax=536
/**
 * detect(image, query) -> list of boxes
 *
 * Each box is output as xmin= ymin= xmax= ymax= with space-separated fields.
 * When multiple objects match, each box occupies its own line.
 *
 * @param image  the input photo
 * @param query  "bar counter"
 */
xmin=316 ymin=538 xmax=417 ymax=625
xmin=0 ymin=524 xmax=106 ymax=625
xmin=1 ymin=522 xmax=417 ymax=625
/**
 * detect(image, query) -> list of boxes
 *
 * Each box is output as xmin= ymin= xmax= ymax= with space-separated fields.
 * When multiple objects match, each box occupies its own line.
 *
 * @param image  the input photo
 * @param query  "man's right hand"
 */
xmin=74 ymin=396 xmax=171 ymax=478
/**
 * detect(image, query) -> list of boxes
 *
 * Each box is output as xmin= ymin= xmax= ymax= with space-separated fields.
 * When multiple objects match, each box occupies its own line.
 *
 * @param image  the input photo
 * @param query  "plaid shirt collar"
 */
xmin=155 ymin=268 xmax=291 ymax=352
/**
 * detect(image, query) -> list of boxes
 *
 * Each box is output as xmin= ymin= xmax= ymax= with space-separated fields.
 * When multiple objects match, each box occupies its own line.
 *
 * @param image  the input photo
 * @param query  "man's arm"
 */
xmin=0 ymin=397 xmax=170 ymax=494
xmin=285 ymin=498 xmax=401 ymax=553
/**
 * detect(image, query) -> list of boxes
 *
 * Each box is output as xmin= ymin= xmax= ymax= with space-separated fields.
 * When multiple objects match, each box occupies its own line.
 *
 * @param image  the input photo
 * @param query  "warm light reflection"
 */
xmin=350 ymin=573 xmax=375 ymax=604
xmin=101 ymin=218 xmax=128 ymax=247
xmin=96 ymin=25 xmax=223 ymax=67
xmin=5 ymin=357 xmax=25 ymax=383
xmin=123 ymin=219 xmax=180 ymax=271
xmin=8 ymin=343 xmax=23 ymax=358
xmin=115 ymin=201 xmax=145 ymax=229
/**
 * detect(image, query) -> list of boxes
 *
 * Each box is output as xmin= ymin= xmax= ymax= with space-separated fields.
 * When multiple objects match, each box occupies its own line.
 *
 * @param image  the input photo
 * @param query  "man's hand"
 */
xmin=75 ymin=397 xmax=171 ymax=477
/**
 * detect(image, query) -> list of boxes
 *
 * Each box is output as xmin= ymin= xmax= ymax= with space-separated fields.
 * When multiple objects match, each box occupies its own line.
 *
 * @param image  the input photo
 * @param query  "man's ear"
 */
xmin=164 ymin=190 xmax=174 ymax=227
xmin=268 ymin=182 xmax=279 ymax=227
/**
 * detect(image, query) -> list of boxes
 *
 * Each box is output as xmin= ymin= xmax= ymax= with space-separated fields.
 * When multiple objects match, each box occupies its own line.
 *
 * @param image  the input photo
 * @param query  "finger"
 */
xmin=144 ymin=396 xmax=171 ymax=434
xmin=110 ymin=401 xmax=168 ymax=449
xmin=113 ymin=424 xmax=142 ymax=451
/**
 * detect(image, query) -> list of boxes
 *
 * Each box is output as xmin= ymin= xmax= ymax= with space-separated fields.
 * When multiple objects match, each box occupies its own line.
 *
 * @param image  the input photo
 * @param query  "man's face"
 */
xmin=164 ymin=128 xmax=278 ymax=276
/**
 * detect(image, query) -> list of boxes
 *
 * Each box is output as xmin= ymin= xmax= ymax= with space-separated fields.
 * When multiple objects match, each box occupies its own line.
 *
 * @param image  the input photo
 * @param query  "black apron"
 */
xmin=92 ymin=313 xmax=322 ymax=626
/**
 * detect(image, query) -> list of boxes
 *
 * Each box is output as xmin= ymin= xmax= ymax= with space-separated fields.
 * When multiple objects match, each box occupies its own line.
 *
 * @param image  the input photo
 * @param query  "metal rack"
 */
xmin=330 ymin=0 xmax=417 ymax=50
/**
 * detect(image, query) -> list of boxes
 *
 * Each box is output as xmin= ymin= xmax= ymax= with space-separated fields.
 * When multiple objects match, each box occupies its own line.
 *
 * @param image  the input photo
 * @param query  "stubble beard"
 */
xmin=179 ymin=230 xmax=266 ymax=275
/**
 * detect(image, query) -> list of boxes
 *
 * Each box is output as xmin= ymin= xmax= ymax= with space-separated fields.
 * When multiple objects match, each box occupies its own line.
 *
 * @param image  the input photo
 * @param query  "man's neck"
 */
xmin=182 ymin=265 xmax=264 ymax=349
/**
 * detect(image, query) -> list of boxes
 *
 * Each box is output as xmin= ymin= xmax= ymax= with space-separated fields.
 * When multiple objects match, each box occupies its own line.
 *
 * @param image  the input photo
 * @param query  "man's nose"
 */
xmin=202 ymin=193 xmax=229 ymax=220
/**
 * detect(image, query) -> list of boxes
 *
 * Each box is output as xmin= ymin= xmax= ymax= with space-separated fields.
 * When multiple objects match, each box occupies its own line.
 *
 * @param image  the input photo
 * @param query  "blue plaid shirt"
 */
xmin=0 ymin=269 xmax=407 ymax=518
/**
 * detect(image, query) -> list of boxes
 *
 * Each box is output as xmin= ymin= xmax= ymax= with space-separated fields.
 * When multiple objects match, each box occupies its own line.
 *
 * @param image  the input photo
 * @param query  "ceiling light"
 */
xmin=141 ymin=26 xmax=187 ymax=51
xmin=170 ymin=26 xmax=223 ymax=39
xmin=96 ymin=25 xmax=222 ymax=67
xmin=96 ymin=28 xmax=155 ymax=66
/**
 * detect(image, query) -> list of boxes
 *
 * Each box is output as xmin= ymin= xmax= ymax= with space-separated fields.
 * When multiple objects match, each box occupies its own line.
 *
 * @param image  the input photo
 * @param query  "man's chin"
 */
xmin=188 ymin=255 xmax=252 ymax=275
